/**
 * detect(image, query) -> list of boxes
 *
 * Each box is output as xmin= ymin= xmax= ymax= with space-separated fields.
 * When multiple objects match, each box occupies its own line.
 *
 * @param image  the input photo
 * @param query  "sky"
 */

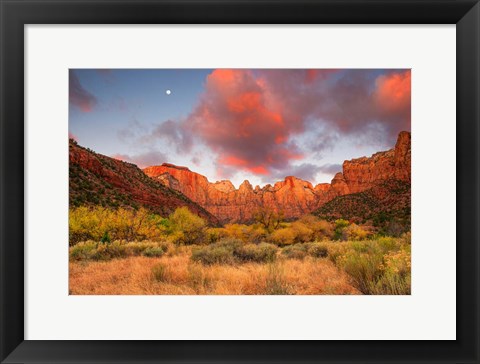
xmin=69 ymin=68 xmax=411 ymax=188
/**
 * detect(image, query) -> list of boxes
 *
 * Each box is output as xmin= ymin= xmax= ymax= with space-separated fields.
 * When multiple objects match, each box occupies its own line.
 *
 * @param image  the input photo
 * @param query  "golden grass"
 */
xmin=69 ymin=250 xmax=360 ymax=295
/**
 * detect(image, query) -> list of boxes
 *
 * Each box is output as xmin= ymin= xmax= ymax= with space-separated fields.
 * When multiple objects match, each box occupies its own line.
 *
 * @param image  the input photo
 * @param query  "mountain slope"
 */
xmin=313 ymin=179 xmax=411 ymax=234
xmin=69 ymin=140 xmax=219 ymax=224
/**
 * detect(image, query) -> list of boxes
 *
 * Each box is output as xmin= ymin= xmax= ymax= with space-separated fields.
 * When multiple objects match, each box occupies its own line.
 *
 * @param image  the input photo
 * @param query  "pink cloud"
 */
xmin=148 ymin=69 xmax=410 ymax=178
xmin=186 ymin=69 xmax=307 ymax=175
xmin=373 ymin=70 xmax=411 ymax=132
xmin=305 ymin=69 xmax=338 ymax=83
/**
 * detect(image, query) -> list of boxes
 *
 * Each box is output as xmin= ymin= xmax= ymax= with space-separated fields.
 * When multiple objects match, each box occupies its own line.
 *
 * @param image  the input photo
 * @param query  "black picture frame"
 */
xmin=1 ymin=0 xmax=479 ymax=363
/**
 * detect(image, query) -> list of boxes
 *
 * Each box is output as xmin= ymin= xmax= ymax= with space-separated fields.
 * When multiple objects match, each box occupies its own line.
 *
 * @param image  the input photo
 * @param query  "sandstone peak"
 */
xmin=239 ymin=180 xmax=253 ymax=191
xmin=213 ymin=180 xmax=235 ymax=193
xmin=333 ymin=172 xmax=345 ymax=180
xmin=397 ymin=130 xmax=411 ymax=144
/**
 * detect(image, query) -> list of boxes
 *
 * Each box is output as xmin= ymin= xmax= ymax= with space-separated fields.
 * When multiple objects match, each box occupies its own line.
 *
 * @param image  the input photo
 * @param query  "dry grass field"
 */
xmin=69 ymin=251 xmax=360 ymax=295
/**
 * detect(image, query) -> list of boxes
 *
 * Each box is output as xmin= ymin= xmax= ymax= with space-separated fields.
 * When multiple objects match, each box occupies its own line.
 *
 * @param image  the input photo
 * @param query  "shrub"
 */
xmin=336 ymin=250 xmax=384 ymax=294
xmin=244 ymin=225 xmax=268 ymax=244
xmin=152 ymin=263 xmax=170 ymax=282
xmin=370 ymin=270 xmax=411 ymax=295
xmin=349 ymin=241 xmax=373 ymax=254
xmin=93 ymin=240 xmax=127 ymax=260
xmin=69 ymin=206 xmax=167 ymax=245
xmin=191 ymin=246 xmax=234 ymax=265
xmin=204 ymin=227 xmax=228 ymax=244
xmin=124 ymin=241 xmax=150 ymax=255
xmin=282 ymin=244 xmax=308 ymax=260
xmin=142 ymin=246 xmax=165 ymax=257
xmin=314 ymin=219 xmax=335 ymax=240
xmin=334 ymin=219 xmax=350 ymax=240
xmin=333 ymin=239 xmax=411 ymax=295
xmin=371 ymin=246 xmax=411 ymax=295
xmin=190 ymin=239 xmax=240 ymax=265
xmin=215 ymin=237 xmax=243 ymax=250
xmin=222 ymin=224 xmax=253 ymax=242
xmin=123 ymin=241 xmax=168 ymax=256
xmin=343 ymin=223 xmax=369 ymax=241
xmin=234 ymin=243 xmax=277 ymax=263
xmin=169 ymin=207 xmax=206 ymax=245
xmin=190 ymin=238 xmax=278 ymax=265
xmin=269 ymin=228 xmax=296 ymax=246
xmin=399 ymin=231 xmax=411 ymax=245
xmin=376 ymin=236 xmax=397 ymax=252
xmin=299 ymin=215 xmax=335 ymax=240
xmin=382 ymin=248 xmax=411 ymax=277
xmin=290 ymin=221 xmax=314 ymax=243
xmin=306 ymin=242 xmax=328 ymax=258
xmin=325 ymin=243 xmax=348 ymax=264
xmin=69 ymin=241 xmax=99 ymax=261
xmin=70 ymin=240 xmax=172 ymax=261
xmin=167 ymin=231 xmax=186 ymax=245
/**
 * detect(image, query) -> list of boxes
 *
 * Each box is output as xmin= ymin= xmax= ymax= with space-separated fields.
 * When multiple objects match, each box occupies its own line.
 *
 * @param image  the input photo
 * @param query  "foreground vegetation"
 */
xmin=69 ymin=206 xmax=411 ymax=295
xmin=70 ymin=253 xmax=359 ymax=295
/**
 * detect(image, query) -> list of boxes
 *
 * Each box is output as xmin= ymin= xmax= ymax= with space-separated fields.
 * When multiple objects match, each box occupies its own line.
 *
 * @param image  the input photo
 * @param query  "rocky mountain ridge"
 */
xmin=143 ymin=131 xmax=411 ymax=223
xmin=69 ymin=140 xmax=219 ymax=224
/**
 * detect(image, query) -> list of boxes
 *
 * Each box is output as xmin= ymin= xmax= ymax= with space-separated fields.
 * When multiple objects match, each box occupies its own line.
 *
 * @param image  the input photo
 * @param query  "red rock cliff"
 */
xmin=342 ymin=131 xmax=411 ymax=193
xmin=69 ymin=141 xmax=219 ymax=224
xmin=143 ymin=131 xmax=411 ymax=222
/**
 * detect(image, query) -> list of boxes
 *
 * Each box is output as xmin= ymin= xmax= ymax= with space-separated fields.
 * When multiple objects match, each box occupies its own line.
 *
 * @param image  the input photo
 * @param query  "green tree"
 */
xmin=100 ymin=231 xmax=111 ymax=244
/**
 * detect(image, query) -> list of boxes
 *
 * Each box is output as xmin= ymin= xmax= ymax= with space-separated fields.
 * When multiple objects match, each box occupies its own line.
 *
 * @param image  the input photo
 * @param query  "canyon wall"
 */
xmin=143 ymin=131 xmax=411 ymax=222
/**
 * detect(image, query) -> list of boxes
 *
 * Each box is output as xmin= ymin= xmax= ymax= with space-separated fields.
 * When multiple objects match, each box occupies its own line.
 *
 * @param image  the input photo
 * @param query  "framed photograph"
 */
xmin=1 ymin=0 xmax=479 ymax=363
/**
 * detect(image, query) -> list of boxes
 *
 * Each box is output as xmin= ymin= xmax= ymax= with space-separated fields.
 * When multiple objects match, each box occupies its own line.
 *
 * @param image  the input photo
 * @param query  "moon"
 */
xmin=165 ymin=89 xmax=171 ymax=95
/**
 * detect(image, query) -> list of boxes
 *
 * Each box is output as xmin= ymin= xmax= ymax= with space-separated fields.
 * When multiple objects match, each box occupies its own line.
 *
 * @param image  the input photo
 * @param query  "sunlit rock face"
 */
xmin=342 ymin=131 xmax=411 ymax=193
xmin=144 ymin=131 xmax=411 ymax=223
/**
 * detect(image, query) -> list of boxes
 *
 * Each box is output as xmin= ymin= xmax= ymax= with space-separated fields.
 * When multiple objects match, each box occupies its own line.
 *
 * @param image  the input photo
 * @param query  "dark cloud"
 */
xmin=317 ymin=163 xmax=342 ymax=174
xmin=69 ymin=70 xmax=97 ymax=112
xmin=260 ymin=162 xmax=337 ymax=184
xmin=117 ymin=119 xmax=148 ymax=143
xmin=270 ymin=163 xmax=323 ymax=183
xmin=117 ymin=128 xmax=135 ymax=142
xmin=191 ymin=156 xmax=201 ymax=166
xmin=148 ymin=120 xmax=193 ymax=154
xmin=313 ymin=70 xmax=411 ymax=144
